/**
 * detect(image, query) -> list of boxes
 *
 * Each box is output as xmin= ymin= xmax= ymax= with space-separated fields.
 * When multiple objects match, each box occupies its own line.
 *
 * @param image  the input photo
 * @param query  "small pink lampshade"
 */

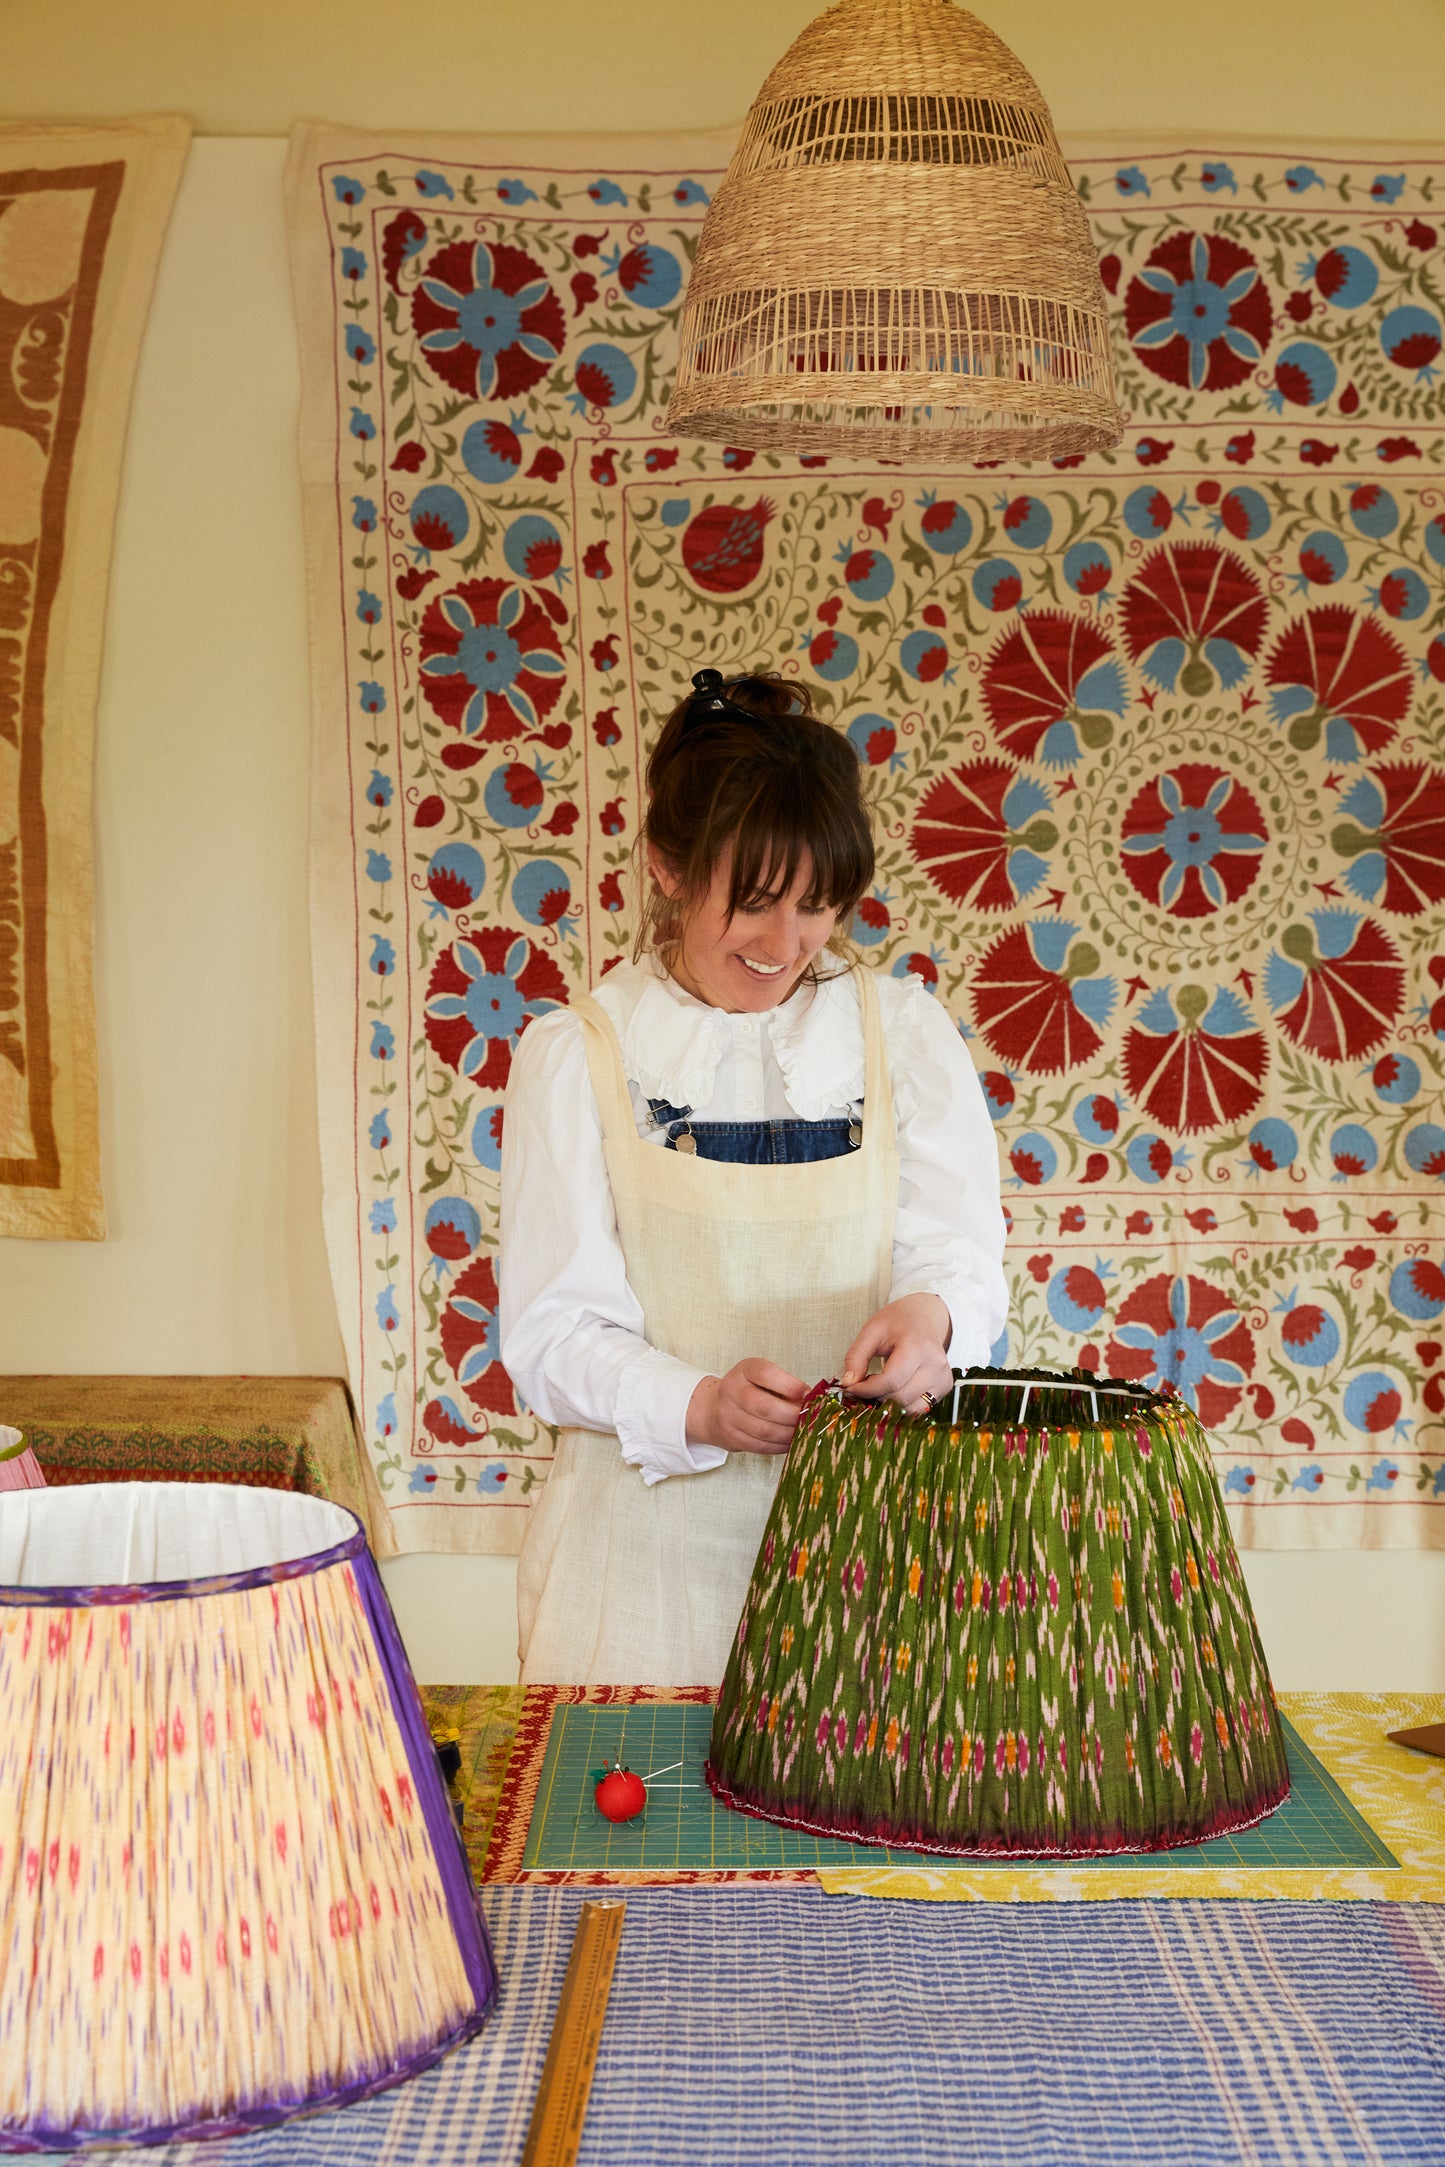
xmin=0 ymin=1426 xmax=44 ymax=1491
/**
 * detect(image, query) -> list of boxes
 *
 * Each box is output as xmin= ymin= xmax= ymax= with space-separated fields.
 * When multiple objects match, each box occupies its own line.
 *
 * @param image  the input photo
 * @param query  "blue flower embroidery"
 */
xmin=450 ymin=1286 xmax=501 ymax=1387
xmin=418 ymin=582 xmax=566 ymax=737
xmin=424 ymin=931 xmax=563 ymax=1085
xmin=1113 ymin=1277 xmax=1247 ymax=1404
xmin=1131 ymin=234 xmax=1265 ymax=392
xmin=1119 ymin=772 xmax=1266 ymax=911
xmin=418 ymin=252 xmax=557 ymax=394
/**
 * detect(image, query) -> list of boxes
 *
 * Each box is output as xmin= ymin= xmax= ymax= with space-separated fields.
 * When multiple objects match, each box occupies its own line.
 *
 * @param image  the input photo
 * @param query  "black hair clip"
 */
xmin=685 ymin=668 xmax=757 ymax=731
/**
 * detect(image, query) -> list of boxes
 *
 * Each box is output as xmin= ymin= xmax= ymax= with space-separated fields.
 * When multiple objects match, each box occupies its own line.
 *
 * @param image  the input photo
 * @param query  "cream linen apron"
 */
xmin=516 ymin=965 xmax=900 ymax=1686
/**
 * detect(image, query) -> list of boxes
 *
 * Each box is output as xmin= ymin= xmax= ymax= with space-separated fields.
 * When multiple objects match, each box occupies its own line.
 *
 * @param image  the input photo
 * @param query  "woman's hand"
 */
xmin=686 ymin=1361 xmax=809 ymax=1455
xmin=841 ymin=1294 xmax=953 ymax=1417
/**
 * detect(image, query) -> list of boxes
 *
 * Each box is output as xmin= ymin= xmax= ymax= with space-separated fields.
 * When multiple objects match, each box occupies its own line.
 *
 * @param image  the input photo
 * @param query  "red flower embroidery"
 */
xmin=418 ymin=578 xmax=567 ymax=741
xmin=411 ymin=238 xmax=565 ymax=401
xmin=1124 ymin=230 xmax=1273 ymax=392
xmin=971 ymin=922 xmax=1115 ymax=1076
xmin=440 ymin=1256 xmax=516 ymax=1415
xmin=1332 ymin=762 xmax=1445 ymax=916
xmin=1266 ymin=908 xmax=1404 ymax=1062
xmin=1107 ymin=1272 xmax=1253 ymax=1425
xmin=1120 ymin=765 xmax=1266 ymax=918
xmin=681 ymin=499 xmax=774 ymax=595
xmin=1121 ymin=543 xmax=1267 ymax=699
xmin=911 ymin=760 xmax=1056 ymax=913
xmin=1123 ymin=984 xmax=1268 ymax=1134
xmin=424 ymin=926 xmax=568 ymax=1089
xmin=980 ymin=611 xmax=1126 ymax=768
xmin=1265 ymin=608 xmax=1412 ymax=761
xmin=381 ymin=210 xmax=427 ymax=291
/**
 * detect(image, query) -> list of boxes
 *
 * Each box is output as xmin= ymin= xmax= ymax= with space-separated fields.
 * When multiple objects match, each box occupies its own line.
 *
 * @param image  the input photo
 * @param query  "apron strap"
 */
xmin=855 ymin=964 xmax=894 ymax=1153
xmin=569 ymin=992 xmax=638 ymax=1146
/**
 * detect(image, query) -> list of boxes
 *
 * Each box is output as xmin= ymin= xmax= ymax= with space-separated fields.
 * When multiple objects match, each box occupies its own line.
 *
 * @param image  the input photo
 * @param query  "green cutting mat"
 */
xmin=522 ymin=1703 xmax=1398 ymax=1873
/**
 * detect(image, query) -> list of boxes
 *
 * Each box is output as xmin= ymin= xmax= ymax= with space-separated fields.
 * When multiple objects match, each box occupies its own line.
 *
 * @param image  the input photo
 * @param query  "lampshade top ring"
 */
xmin=0 ymin=1481 xmax=363 ymax=1603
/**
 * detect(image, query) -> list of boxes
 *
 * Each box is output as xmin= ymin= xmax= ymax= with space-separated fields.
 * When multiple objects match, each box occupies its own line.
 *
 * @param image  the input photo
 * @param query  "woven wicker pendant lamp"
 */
xmin=667 ymin=0 xmax=1123 ymax=463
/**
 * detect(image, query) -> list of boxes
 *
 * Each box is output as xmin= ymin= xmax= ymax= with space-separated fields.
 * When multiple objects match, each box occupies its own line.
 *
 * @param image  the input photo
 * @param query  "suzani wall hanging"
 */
xmin=290 ymin=126 xmax=1445 ymax=1555
xmin=0 ymin=116 xmax=190 ymax=1238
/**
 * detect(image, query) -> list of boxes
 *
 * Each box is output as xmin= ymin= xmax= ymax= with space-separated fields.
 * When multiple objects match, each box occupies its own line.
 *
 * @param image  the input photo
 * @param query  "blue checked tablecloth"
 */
xmin=24 ymin=1890 xmax=1445 ymax=2165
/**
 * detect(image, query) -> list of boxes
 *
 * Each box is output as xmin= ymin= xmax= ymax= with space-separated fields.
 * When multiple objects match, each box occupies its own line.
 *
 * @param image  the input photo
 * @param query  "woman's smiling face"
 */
xmin=651 ymin=844 xmax=839 ymax=1012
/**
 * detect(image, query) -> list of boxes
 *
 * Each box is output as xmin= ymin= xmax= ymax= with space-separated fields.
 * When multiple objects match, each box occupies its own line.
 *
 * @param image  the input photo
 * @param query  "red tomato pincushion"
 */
xmin=593 ymin=1765 xmax=647 ymax=1822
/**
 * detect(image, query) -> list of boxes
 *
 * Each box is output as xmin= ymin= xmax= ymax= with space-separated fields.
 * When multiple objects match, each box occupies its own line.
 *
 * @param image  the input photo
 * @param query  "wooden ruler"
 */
xmin=520 ymin=1899 xmax=626 ymax=2167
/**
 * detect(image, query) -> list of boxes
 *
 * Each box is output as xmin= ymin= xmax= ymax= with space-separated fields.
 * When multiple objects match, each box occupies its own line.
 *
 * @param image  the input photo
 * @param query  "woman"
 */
xmin=499 ymin=668 xmax=1008 ymax=1685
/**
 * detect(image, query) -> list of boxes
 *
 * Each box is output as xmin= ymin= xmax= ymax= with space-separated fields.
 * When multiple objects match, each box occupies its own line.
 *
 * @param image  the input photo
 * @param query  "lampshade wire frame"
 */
xmin=835 ymin=1377 xmax=1164 ymax=1423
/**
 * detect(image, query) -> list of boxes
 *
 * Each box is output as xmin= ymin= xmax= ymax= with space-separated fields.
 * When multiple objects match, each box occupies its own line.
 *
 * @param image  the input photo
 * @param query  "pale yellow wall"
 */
xmin=5 ymin=0 xmax=1444 ymax=138
xmin=0 ymin=139 xmax=343 ymax=1377
xmin=2 ymin=2 xmax=1443 ymax=1681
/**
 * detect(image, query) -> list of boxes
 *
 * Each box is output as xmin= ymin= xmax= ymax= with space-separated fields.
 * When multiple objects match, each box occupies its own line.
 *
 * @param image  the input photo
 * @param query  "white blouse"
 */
xmin=498 ymin=958 xmax=1008 ymax=1486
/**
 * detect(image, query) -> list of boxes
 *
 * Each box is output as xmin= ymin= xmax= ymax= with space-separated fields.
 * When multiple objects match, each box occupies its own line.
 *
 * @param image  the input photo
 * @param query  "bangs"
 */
xmin=716 ymin=758 xmax=873 ymax=921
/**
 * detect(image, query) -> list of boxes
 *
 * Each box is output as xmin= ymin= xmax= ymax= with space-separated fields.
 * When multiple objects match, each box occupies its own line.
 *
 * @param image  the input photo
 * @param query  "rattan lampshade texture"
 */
xmin=667 ymin=0 xmax=1123 ymax=463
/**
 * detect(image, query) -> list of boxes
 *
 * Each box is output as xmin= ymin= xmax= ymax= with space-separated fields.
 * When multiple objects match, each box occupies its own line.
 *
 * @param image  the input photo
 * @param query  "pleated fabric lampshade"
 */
xmin=667 ymin=0 xmax=1122 ymax=463
xmin=0 ymin=1484 xmax=495 ymax=2151
xmin=708 ymin=1370 xmax=1290 ymax=1856
xmin=0 ymin=1426 xmax=44 ymax=1492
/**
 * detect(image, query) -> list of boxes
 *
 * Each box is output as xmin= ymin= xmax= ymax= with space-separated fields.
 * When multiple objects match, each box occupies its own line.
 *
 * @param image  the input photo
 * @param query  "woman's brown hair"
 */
xmin=636 ymin=670 xmax=875 ymax=966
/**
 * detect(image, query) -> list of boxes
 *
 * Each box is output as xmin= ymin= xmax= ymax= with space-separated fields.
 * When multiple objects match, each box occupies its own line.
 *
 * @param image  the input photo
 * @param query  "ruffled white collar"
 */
xmin=595 ymin=957 xmax=865 ymax=1121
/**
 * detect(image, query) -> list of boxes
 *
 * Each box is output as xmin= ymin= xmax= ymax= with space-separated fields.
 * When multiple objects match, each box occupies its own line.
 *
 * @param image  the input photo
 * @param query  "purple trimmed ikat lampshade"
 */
xmin=0 ymin=1483 xmax=496 ymax=2152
